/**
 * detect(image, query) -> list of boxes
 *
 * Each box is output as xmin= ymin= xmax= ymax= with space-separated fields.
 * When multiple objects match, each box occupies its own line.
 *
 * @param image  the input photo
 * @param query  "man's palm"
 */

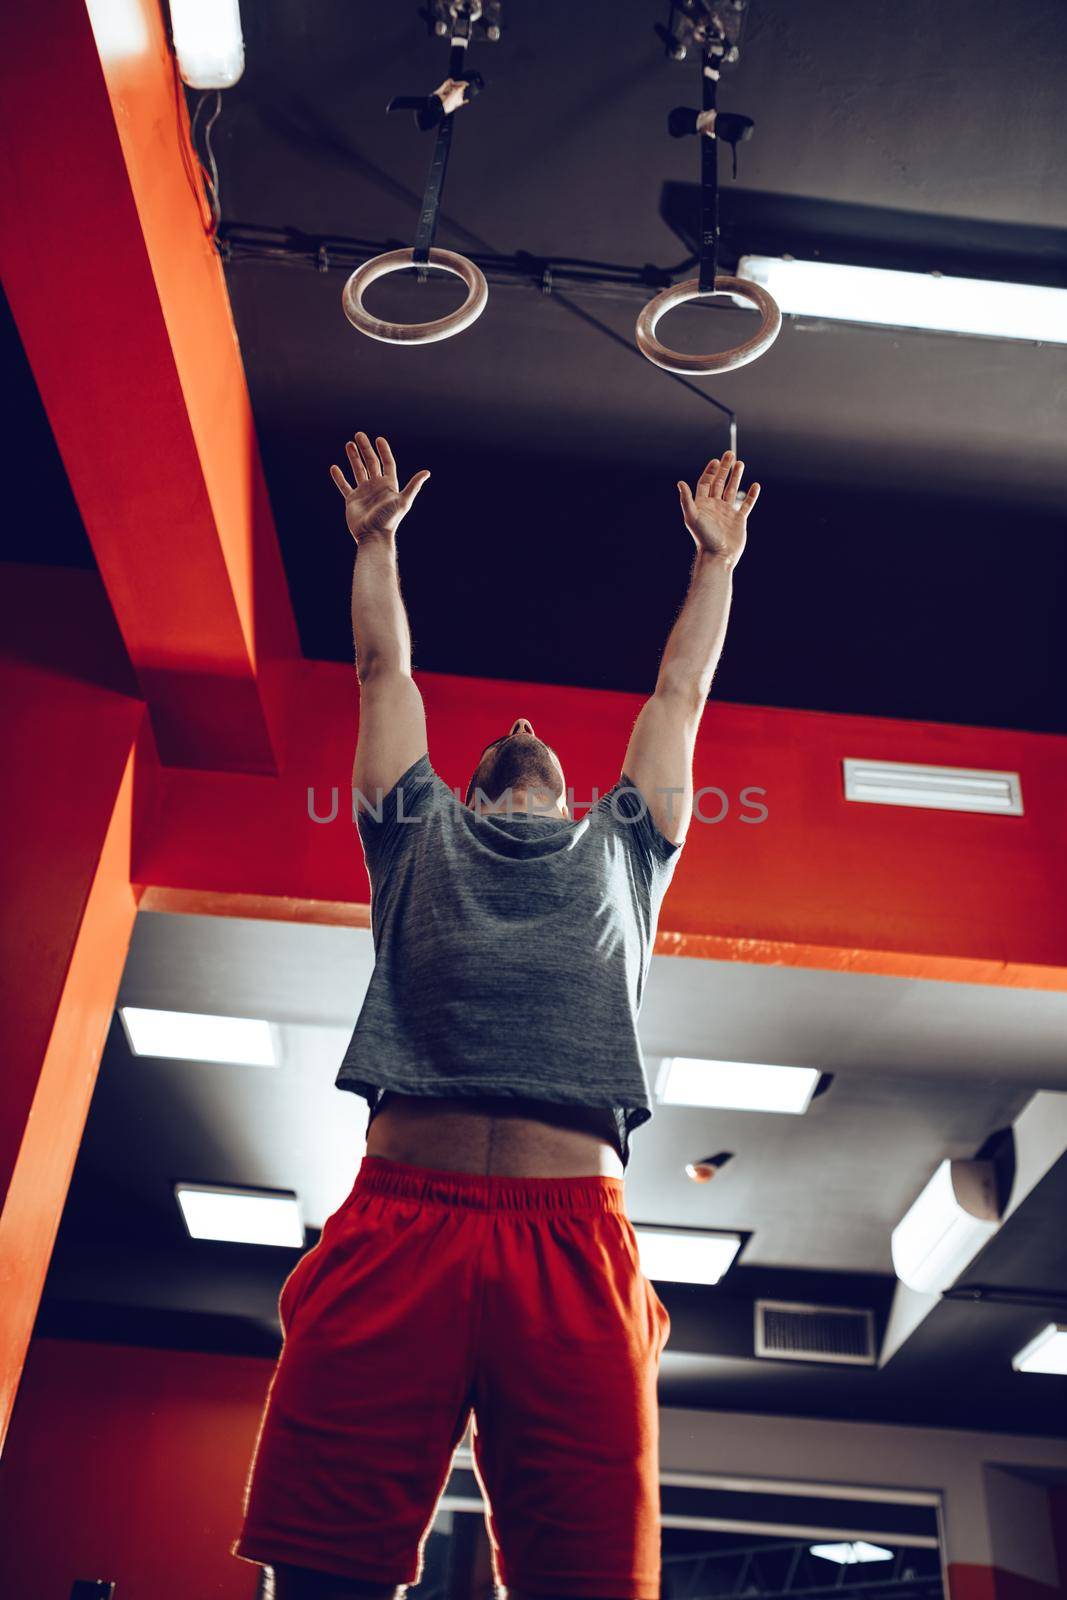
xmin=331 ymin=431 xmax=430 ymax=543
xmin=344 ymin=478 xmax=408 ymax=541
xmin=678 ymin=451 xmax=760 ymax=565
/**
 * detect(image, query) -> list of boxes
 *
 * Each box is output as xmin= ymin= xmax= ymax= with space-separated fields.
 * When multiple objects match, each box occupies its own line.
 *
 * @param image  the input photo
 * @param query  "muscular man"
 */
xmin=233 ymin=431 xmax=760 ymax=1600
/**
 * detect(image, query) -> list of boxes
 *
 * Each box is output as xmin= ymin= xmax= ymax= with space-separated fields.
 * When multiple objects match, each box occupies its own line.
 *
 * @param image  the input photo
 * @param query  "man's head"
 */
xmin=464 ymin=719 xmax=567 ymax=815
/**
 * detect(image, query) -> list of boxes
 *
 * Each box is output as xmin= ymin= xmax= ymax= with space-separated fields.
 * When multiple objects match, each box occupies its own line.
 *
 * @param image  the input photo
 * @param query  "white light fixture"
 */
xmin=656 ymin=1057 xmax=820 ymax=1115
xmin=890 ymin=1159 xmax=1000 ymax=1294
xmin=1012 ymin=1323 xmax=1067 ymax=1376
xmin=810 ymin=1542 xmax=894 ymax=1565
xmin=843 ymin=758 xmax=1023 ymax=816
xmin=88 ymin=0 xmax=151 ymax=64
xmin=736 ymin=255 xmax=1067 ymax=344
xmin=175 ymin=1184 xmax=304 ymax=1247
xmin=120 ymin=1006 xmax=276 ymax=1067
xmin=634 ymin=1227 xmax=742 ymax=1286
xmin=168 ymin=0 xmax=245 ymax=88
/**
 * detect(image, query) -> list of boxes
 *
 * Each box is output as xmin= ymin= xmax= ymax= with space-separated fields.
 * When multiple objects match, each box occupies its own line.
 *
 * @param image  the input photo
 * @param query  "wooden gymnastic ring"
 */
xmin=635 ymin=275 xmax=782 ymax=375
xmin=342 ymin=247 xmax=488 ymax=345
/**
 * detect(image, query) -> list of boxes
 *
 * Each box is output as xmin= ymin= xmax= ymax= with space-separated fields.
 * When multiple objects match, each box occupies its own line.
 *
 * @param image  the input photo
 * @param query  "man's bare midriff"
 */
xmin=364 ymin=1091 xmax=625 ymax=1178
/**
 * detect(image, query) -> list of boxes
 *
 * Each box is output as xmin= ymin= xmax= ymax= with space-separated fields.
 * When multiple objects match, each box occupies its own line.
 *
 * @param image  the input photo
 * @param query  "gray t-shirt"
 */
xmin=335 ymin=752 xmax=682 ymax=1167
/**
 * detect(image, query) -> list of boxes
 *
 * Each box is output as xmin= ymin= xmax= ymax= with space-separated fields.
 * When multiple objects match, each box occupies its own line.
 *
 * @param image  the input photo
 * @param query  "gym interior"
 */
xmin=1 ymin=2 xmax=1065 ymax=1597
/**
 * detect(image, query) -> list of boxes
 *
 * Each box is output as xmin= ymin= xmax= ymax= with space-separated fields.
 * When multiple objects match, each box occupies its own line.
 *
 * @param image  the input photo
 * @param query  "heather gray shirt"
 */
xmin=336 ymin=752 xmax=683 ymax=1167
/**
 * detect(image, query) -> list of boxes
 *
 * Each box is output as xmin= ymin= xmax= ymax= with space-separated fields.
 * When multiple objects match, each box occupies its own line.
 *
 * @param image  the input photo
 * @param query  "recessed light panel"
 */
xmin=657 ymin=1057 xmax=820 ymax=1114
xmin=120 ymin=1007 xmax=276 ymax=1066
xmin=634 ymin=1228 xmax=741 ymax=1286
xmin=175 ymin=1184 xmax=304 ymax=1247
xmin=1012 ymin=1323 xmax=1067 ymax=1376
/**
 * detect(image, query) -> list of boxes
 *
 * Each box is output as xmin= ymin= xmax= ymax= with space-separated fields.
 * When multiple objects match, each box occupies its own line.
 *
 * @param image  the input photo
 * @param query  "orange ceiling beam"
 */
xmin=0 ymin=0 xmax=298 ymax=772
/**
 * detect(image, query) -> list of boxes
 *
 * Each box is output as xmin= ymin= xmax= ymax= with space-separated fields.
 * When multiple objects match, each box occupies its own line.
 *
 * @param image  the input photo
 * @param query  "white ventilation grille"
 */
xmin=755 ymin=1300 xmax=876 ymax=1366
xmin=842 ymin=758 xmax=1023 ymax=816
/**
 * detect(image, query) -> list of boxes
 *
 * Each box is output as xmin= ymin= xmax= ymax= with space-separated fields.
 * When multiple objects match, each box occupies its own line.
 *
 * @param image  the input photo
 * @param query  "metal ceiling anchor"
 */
xmin=342 ymin=2 xmax=500 ymax=345
xmin=636 ymin=1 xmax=782 ymax=376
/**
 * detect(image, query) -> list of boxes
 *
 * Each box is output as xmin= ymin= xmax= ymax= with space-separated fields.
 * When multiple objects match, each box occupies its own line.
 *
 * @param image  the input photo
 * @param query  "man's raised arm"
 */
xmin=329 ymin=431 xmax=432 ymax=804
xmin=622 ymin=450 xmax=761 ymax=846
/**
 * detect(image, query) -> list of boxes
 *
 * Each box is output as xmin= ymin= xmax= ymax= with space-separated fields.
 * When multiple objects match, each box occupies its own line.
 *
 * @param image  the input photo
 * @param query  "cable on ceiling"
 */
xmin=191 ymin=90 xmax=224 ymax=234
xmin=216 ymin=222 xmax=740 ymax=447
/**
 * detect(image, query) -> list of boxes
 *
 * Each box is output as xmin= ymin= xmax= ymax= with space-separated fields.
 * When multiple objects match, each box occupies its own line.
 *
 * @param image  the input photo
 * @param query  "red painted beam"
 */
xmin=0 ymin=573 xmax=149 ymax=1452
xmin=136 ymin=658 xmax=1067 ymax=989
xmin=0 ymin=0 xmax=298 ymax=772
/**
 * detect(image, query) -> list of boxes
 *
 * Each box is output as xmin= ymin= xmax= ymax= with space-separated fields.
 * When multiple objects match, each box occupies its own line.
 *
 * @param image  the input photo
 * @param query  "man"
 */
xmin=234 ymin=431 xmax=760 ymax=1600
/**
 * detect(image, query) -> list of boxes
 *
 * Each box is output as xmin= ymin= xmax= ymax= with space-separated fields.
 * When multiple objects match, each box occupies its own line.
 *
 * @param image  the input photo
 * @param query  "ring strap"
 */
xmin=412 ymin=114 xmax=454 ymax=264
xmin=412 ymin=31 xmax=471 ymax=266
xmin=698 ymin=52 xmax=720 ymax=295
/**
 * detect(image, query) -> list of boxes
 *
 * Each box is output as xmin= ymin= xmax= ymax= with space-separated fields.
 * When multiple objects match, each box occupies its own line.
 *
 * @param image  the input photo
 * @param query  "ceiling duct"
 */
xmin=755 ymin=1300 xmax=876 ymax=1366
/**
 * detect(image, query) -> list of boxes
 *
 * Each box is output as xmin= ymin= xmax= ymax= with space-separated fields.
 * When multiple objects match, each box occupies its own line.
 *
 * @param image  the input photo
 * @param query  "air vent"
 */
xmin=842 ymin=758 xmax=1023 ymax=816
xmin=755 ymin=1300 xmax=876 ymax=1366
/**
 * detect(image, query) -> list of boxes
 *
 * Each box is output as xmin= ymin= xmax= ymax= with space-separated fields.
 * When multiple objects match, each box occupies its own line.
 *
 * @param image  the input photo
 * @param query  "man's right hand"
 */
xmin=330 ymin=431 xmax=431 ymax=544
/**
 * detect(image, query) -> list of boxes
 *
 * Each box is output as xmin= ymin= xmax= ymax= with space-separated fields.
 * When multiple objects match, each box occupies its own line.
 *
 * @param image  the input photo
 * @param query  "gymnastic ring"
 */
xmin=635 ymin=275 xmax=782 ymax=375
xmin=342 ymin=247 xmax=488 ymax=345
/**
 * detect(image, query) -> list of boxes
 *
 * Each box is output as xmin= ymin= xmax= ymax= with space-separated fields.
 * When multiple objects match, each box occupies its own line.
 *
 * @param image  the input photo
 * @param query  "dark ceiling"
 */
xmin=1 ymin=286 xmax=93 ymax=570
xmin=213 ymin=0 xmax=1067 ymax=732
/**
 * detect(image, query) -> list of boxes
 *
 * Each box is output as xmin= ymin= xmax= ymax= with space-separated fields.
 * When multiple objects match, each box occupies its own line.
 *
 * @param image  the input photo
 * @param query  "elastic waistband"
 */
xmin=353 ymin=1155 xmax=626 ymax=1214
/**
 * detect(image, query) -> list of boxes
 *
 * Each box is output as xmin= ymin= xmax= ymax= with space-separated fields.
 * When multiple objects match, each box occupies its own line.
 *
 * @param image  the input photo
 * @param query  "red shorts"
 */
xmin=233 ymin=1155 xmax=670 ymax=1596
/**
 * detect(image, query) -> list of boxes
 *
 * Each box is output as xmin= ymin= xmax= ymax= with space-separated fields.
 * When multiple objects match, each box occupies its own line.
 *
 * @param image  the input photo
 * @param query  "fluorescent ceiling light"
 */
xmin=843 ymin=758 xmax=1023 ymax=816
xmin=1012 ymin=1323 xmax=1067 ymax=1376
xmin=175 ymin=1184 xmax=304 ymax=1247
xmin=634 ymin=1227 xmax=741 ymax=1286
xmin=736 ymin=255 xmax=1067 ymax=344
xmin=810 ymin=1543 xmax=894 ymax=1565
xmin=120 ymin=1007 xmax=276 ymax=1067
xmin=657 ymin=1057 xmax=820 ymax=1114
xmin=168 ymin=0 xmax=244 ymax=88
xmin=891 ymin=1159 xmax=1000 ymax=1294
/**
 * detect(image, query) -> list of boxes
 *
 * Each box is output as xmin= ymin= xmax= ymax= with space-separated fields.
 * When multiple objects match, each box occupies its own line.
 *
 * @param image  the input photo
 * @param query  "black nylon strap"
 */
xmin=412 ymin=111 xmax=454 ymax=264
xmin=412 ymin=38 xmax=470 ymax=266
xmin=698 ymin=59 xmax=720 ymax=294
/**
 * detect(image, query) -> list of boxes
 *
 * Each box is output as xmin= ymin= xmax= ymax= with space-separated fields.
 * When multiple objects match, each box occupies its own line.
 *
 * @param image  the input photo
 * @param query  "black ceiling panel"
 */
xmin=208 ymin=0 xmax=1066 ymax=729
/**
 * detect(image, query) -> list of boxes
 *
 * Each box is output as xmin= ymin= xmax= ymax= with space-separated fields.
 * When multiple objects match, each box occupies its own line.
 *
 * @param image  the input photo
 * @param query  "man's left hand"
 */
xmin=677 ymin=450 xmax=760 ymax=567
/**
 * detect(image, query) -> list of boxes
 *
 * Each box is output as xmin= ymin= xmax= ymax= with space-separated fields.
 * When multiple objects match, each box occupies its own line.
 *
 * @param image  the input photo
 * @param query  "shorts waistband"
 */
xmin=353 ymin=1155 xmax=626 ymax=1214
